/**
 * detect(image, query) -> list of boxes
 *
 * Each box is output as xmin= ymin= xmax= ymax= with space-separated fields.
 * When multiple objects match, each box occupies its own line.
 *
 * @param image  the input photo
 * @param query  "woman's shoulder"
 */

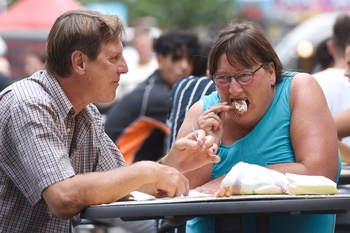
xmin=291 ymin=72 xmax=318 ymax=87
xmin=289 ymin=72 xmax=325 ymax=109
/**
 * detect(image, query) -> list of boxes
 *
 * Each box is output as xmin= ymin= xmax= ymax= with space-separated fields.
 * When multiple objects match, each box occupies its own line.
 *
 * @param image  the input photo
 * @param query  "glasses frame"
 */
xmin=211 ymin=63 xmax=268 ymax=88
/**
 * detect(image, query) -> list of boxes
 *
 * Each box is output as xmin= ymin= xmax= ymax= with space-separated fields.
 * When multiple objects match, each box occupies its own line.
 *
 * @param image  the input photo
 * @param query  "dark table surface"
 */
xmin=339 ymin=168 xmax=350 ymax=186
xmin=81 ymin=193 xmax=350 ymax=233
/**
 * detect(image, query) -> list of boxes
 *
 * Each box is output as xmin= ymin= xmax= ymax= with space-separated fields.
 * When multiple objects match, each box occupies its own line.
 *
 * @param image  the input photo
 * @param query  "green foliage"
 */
xmin=8 ymin=0 xmax=238 ymax=30
xmin=80 ymin=0 xmax=238 ymax=30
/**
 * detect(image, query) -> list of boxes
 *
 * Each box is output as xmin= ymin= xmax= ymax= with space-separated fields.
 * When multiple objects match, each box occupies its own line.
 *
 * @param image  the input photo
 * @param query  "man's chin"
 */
xmin=94 ymin=96 xmax=116 ymax=107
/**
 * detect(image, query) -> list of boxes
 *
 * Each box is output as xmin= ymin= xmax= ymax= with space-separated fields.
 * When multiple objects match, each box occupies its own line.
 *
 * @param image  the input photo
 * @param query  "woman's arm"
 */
xmin=176 ymin=101 xmax=215 ymax=188
xmin=268 ymin=73 xmax=339 ymax=181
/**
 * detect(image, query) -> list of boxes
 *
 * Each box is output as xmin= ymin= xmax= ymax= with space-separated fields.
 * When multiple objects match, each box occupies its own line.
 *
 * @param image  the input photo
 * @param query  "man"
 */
xmin=312 ymin=13 xmax=350 ymax=147
xmin=105 ymin=30 xmax=200 ymax=164
xmin=95 ymin=27 xmax=159 ymax=115
xmin=0 ymin=9 xmax=219 ymax=232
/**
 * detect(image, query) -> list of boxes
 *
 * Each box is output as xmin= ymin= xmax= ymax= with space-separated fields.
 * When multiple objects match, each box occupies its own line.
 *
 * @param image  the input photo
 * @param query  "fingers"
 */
xmin=166 ymin=130 xmax=221 ymax=173
xmin=202 ymin=103 xmax=230 ymax=119
xmin=199 ymin=104 xmax=229 ymax=132
xmin=153 ymin=166 xmax=190 ymax=198
xmin=198 ymin=113 xmax=220 ymax=132
xmin=203 ymin=135 xmax=221 ymax=163
xmin=178 ymin=135 xmax=200 ymax=149
xmin=193 ymin=130 xmax=220 ymax=155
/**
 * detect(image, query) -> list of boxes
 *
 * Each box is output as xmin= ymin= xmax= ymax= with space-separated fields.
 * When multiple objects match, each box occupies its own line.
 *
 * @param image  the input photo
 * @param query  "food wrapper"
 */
xmin=284 ymin=173 xmax=338 ymax=195
xmin=216 ymin=162 xmax=338 ymax=197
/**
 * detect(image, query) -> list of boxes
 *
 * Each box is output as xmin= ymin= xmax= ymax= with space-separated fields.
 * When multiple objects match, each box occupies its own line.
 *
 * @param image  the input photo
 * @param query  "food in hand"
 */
xmin=230 ymin=99 xmax=247 ymax=118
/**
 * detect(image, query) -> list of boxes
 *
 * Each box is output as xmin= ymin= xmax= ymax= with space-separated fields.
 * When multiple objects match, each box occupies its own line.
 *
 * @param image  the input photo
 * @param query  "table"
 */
xmin=81 ymin=193 xmax=350 ymax=233
xmin=339 ymin=168 xmax=350 ymax=185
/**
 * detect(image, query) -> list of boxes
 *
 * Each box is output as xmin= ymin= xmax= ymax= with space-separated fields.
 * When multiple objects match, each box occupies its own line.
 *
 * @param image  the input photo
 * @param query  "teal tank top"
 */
xmin=186 ymin=74 xmax=341 ymax=233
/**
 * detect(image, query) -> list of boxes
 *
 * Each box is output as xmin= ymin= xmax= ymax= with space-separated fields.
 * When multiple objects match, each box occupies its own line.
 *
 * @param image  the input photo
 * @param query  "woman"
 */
xmin=177 ymin=20 xmax=340 ymax=233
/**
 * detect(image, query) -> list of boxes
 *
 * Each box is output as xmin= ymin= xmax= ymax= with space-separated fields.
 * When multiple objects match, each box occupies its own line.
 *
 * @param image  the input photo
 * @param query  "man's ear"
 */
xmin=156 ymin=54 xmax=166 ymax=67
xmin=71 ymin=50 xmax=86 ymax=75
xmin=326 ymin=39 xmax=335 ymax=56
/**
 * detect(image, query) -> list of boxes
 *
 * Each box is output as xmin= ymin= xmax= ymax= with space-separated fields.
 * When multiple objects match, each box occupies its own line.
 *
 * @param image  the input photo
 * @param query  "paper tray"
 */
xmin=99 ymin=193 xmax=350 ymax=206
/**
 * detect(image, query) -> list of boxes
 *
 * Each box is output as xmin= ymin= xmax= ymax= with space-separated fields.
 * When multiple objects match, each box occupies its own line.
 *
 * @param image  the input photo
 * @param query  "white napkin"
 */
xmin=130 ymin=191 xmax=156 ymax=201
xmin=219 ymin=162 xmax=338 ymax=195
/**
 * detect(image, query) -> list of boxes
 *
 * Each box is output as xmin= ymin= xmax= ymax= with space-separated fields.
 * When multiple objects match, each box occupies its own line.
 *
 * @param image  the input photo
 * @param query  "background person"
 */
xmin=312 ymin=37 xmax=334 ymax=72
xmin=166 ymin=39 xmax=215 ymax=151
xmin=23 ymin=49 xmax=47 ymax=77
xmin=104 ymin=29 xmax=200 ymax=164
xmin=116 ymin=27 xmax=159 ymax=101
xmin=0 ymin=72 xmax=12 ymax=92
xmin=312 ymin=13 xmax=350 ymax=149
xmin=176 ymin=20 xmax=340 ymax=233
xmin=334 ymin=37 xmax=350 ymax=164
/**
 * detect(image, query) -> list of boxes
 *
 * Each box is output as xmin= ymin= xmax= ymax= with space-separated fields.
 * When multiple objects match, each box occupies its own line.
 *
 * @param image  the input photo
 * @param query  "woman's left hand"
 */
xmin=162 ymin=129 xmax=220 ymax=173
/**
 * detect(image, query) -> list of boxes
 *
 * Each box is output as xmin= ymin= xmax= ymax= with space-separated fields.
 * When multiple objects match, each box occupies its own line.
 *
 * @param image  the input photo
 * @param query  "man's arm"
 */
xmin=42 ymin=161 xmax=189 ymax=219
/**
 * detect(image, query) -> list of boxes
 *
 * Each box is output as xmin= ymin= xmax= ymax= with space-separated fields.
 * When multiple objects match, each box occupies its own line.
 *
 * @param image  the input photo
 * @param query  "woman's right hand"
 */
xmin=197 ymin=103 xmax=230 ymax=144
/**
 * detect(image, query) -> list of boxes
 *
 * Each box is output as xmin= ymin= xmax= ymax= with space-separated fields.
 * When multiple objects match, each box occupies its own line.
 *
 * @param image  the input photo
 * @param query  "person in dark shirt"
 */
xmin=0 ymin=73 xmax=12 ymax=92
xmin=166 ymin=39 xmax=215 ymax=151
xmin=105 ymin=29 xmax=200 ymax=164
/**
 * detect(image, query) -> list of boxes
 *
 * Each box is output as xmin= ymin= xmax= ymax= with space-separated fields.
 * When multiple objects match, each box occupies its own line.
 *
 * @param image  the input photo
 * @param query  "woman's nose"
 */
xmin=228 ymin=78 xmax=244 ymax=95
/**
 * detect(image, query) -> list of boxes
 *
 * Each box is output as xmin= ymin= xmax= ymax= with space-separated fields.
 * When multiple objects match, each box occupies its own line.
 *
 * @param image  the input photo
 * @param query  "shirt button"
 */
xmin=66 ymin=128 xmax=71 ymax=133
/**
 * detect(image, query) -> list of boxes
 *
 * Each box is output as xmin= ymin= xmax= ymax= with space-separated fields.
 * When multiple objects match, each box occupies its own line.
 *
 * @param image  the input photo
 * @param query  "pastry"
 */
xmin=230 ymin=99 xmax=247 ymax=118
xmin=215 ymin=186 xmax=231 ymax=198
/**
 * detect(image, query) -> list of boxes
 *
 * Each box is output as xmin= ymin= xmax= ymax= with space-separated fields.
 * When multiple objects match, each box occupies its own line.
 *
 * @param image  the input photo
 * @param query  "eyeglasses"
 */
xmin=211 ymin=63 xmax=267 ymax=88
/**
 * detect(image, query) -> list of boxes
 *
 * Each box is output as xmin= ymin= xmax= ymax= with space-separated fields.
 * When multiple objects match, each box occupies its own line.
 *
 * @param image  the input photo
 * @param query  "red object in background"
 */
xmin=242 ymin=5 xmax=263 ymax=21
xmin=0 ymin=0 xmax=84 ymax=81
xmin=0 ymin=0 xmax=84 ymax=31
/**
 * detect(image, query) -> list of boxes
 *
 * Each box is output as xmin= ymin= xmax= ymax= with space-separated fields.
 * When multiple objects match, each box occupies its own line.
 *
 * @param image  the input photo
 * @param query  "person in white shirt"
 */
xmin=312 ymin=13 xmax=350 ymax=147
xmin=116 ymin=27 xmax=159 ymax=101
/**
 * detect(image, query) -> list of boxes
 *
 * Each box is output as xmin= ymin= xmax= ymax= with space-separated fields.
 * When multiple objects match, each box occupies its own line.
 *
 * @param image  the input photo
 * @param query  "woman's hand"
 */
xmin=197 ymin=103 xmax=230 ymax=144
xmin=161 ymin=129 xmax=220 ymax=173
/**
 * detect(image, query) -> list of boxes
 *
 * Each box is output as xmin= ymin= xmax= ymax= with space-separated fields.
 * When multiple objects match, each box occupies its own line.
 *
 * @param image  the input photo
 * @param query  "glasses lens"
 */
xmin=214 ymin=75 xmax=230 ymax=87
xmin=236 ymin=72 xmax=253 ymax=85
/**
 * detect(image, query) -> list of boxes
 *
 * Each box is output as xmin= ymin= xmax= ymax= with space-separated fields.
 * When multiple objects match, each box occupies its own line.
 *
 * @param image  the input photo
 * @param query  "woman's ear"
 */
xmin=71 ymin=50 xmax=86 ymax=75
xmin=267 ymin=62 xmax=276 ymax=86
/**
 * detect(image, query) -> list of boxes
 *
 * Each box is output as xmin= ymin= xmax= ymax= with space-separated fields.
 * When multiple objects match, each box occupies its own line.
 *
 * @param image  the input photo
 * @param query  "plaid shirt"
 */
xmin=0 ymin=71 xmax=126 ymax=232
